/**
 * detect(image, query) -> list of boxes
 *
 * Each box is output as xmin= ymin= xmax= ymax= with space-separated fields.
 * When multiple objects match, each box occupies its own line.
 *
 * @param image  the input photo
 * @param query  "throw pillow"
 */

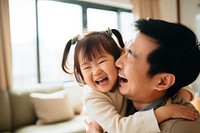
xmin=30 ymin=90 xmax=74 ymax=125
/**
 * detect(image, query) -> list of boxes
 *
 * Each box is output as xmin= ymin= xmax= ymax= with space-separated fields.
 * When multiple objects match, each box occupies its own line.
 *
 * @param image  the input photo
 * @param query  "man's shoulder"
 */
xmin=160 ymin=116 xmax=200 ymax=133
xmin=160 ymin=95 xmax=200 ymax=133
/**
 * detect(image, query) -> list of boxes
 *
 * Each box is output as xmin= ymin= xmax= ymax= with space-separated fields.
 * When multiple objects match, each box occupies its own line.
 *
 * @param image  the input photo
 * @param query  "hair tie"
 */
xmin=106 ymin=27 xmax=112 ymax=36
xmin=71 ymin=35 xmax=80 ymax=45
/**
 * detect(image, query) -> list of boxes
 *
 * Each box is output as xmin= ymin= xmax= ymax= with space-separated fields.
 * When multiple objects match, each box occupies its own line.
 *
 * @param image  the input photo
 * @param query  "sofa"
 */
xmin=0 ymin=83 xmax=87 ymax=133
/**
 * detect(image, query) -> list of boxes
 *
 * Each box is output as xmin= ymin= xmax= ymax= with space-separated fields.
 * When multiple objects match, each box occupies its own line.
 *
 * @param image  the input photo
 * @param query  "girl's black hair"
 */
xmin=62 ymin=28 xmax=124 ymax=86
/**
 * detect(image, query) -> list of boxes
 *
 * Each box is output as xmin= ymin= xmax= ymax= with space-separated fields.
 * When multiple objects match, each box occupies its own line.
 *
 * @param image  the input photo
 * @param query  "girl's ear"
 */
xmin=155 ymin=73 xmax=175 ymax=91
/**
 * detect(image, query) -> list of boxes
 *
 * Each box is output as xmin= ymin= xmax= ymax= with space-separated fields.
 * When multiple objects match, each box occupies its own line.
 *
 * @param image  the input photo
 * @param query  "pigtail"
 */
xmin=62 ymin=40 xmax=73 ymax=74
xmin=62 ymin=35 xmax=80 ymax=74
xmin=106 ymin=28 xmax=125 ymax=49
xmin=111 ymin=29 xmax=125 ymax=48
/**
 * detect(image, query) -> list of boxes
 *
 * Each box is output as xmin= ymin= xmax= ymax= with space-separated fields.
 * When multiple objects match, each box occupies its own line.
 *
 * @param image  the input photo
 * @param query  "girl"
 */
xmin=62 ymin=28 xmax=196 ymax=133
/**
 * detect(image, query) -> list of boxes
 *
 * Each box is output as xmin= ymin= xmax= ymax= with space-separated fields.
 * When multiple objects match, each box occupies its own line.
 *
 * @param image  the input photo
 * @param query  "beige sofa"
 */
xmin=0 ymin=83 xmax=86 ymax=133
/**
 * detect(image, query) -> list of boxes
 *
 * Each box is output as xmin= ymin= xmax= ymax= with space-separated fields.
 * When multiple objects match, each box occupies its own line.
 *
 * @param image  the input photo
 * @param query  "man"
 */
xmin=115 ymin=18 xmax=200 ymax=132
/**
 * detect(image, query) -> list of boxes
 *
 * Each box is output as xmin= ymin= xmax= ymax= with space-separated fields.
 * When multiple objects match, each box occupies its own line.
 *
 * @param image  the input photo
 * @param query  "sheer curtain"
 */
xmin=130 ymin=0 xmax=160 ymax=19
xmin=0 ymin=0 xmax=13 ymax=90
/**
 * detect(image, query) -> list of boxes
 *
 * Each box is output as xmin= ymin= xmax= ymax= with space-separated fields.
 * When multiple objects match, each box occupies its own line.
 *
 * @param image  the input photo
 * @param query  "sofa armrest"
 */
xmin=10 ymin=91 xmax=37 ymax=130
xmin=0 ymin=90 xmax=12 ymax=132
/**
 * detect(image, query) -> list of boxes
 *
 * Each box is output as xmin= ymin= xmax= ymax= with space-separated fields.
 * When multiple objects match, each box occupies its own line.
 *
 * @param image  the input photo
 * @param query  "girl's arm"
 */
xmin=83 ymin=87 xmax=160 ymax=133
xmin=154 ymin=98 xmax=197 ymax=123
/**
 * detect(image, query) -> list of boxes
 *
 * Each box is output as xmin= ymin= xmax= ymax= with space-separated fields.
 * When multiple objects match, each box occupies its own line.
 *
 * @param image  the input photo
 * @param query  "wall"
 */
xmin=159 ymin=0 xmax=178 ymax=22
xmin=180 ymin=0 xmax=200 ymax=35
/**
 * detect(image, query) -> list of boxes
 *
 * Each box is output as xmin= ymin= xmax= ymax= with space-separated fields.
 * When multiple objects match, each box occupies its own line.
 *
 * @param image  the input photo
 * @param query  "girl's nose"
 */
xmin=93 ymin=67 xmax=102 ymax=76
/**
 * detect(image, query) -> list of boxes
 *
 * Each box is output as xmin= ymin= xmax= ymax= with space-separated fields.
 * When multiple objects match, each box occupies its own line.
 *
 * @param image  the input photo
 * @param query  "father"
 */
xmin=115 ymin=18 xmax=200 ymax=132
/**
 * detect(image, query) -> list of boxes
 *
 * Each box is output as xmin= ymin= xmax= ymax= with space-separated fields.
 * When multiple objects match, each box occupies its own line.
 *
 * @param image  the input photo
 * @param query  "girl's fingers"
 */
xmin=180 ymin=110 xmax=198 ymax=120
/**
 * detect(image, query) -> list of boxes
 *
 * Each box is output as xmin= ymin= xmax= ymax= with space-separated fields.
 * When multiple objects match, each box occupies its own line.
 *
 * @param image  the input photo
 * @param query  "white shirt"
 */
xmin=83 ymin=86 xmax=160 ymax=133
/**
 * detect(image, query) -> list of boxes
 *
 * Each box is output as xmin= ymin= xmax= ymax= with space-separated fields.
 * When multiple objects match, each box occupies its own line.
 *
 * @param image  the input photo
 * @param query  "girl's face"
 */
xmin=78 ymin=51 xmax=118 ymax=92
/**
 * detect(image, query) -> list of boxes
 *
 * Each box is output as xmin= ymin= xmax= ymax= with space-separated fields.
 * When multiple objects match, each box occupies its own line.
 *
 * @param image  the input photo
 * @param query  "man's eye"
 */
xmin=120 ymin=49 xmax=125 ymax=55
xmin=128 ymin=49 xmax=132 ymax=54
xmin=128 ymin=49 xmax=137 ymax=58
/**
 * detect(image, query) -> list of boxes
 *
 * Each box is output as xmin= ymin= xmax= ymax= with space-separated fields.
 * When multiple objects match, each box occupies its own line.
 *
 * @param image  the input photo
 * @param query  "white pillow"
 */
xmin=30 ymin=90 xmax=74 ymax=125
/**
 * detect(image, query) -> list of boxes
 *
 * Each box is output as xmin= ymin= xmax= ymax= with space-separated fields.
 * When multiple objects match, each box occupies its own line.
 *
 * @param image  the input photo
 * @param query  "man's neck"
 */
xmin=132 ymin=96 xmax=167 ymax=111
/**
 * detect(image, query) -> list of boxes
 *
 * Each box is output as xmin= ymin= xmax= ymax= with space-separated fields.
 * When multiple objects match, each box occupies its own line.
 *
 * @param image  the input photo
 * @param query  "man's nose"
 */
xmin=115 ymin=55 xmax=124 ymax=69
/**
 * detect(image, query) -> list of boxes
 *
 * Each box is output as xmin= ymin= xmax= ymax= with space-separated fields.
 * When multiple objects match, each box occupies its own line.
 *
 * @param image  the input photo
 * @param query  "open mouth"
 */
xmin=119 ymin=77 xmax=128 ymax=83
xmin=95 ymin=77 xmax=108 ymax=85
xmin=119 ymin=75 xmax=128 ymax=83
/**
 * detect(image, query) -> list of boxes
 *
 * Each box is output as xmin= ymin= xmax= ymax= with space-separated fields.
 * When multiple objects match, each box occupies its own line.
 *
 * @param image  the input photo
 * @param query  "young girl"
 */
xmin=62 ymin=28 xmax=196 ymax=133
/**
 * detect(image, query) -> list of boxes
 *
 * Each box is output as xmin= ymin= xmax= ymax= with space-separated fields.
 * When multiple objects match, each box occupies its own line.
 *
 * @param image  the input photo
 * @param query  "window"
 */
xmin=9 ymin=0 xmax=135 ymax=88
xmin=87 ymin=8 xmax=118 ymax=30
xmin=119 ymin=11 xmax=135 ymax=43
xmin=37 ymin=1 xmax=82 ymax=83
xmin=9 ymin=0 xmax=38 ymax=87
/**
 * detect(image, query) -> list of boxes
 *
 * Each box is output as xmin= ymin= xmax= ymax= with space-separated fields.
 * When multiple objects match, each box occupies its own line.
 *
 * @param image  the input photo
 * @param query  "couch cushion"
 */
xmin=15 ymin=115 xmax=86 ymax=133
xmin=30 ymin=89 xmax=74 ymax=124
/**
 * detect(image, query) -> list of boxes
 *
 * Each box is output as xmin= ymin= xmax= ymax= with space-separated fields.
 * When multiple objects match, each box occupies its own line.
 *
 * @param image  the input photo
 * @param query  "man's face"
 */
xmin=115 ymin=32 xmax=159 ymax=103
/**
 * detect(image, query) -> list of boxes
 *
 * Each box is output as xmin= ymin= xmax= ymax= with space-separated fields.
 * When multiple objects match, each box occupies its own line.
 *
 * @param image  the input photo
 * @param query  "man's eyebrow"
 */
xmin=128 ymin=48 xmax=137 ymax=58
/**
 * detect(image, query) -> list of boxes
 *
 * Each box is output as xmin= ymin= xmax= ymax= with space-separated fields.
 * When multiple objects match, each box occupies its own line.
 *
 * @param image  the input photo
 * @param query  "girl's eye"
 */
xmin=83 ymin=67 xmax=90 ymax=70
xmin=99 ymin=60 xmax=106 ymax=64
xmin=82 ymin=65 xmax=90 ymax=71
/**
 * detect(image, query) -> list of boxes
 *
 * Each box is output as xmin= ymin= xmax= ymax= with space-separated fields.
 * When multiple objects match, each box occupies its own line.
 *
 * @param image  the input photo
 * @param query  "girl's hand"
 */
xmin=155 ymin=98 xmax=198 ymax=123
xmin=165 ymin=98 xmax=197 ymax=120
xmin=85 ymin=119 xmax=103 ymax=133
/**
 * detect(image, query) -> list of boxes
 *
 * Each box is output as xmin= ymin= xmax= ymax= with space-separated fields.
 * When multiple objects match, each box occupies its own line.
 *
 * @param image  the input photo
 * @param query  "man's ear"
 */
xmin=155 ymin=73 xmax=175 ymax=91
